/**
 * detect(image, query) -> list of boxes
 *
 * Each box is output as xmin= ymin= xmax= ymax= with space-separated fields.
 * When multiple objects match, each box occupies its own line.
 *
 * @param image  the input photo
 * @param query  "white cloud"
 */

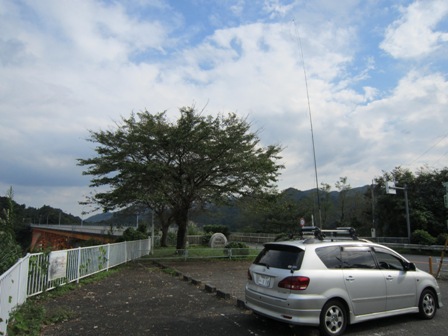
xmin=0 ymin=0 xmax=447 ymax=217
xmin=381 ymin=0 xmax=448 ymax=59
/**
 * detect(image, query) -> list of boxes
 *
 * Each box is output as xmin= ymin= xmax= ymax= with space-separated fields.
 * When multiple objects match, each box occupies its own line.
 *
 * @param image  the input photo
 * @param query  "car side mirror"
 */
xmin=404 ymin=262 xmax=416 ymax=271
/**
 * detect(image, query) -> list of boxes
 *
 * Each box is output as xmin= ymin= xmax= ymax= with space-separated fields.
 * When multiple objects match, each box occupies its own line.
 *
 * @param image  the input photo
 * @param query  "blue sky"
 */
xmin=0 ymin=0 xmax=447 ymax=218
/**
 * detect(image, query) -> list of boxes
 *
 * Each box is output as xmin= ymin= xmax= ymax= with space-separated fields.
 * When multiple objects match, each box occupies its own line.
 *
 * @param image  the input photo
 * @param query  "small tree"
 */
xmin=0 ymin=187 xmax=22 ymax=274
xmin=78 ymin=107 xmax=284 ymax=250
xmin=335 ymin=177 xmax=351 ymax=225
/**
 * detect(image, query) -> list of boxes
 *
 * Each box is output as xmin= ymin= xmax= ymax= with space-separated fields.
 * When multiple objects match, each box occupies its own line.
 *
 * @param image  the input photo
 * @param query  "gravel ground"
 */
xmin=40 ymin=260 xmax=255 ymax=336
xmin=39 ymin=258 xmax=448 ymax=336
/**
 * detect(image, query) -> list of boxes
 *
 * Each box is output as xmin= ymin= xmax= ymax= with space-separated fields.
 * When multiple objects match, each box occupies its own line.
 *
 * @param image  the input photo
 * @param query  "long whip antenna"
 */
xmin=293 ymin=19 xmax=322 ymax=228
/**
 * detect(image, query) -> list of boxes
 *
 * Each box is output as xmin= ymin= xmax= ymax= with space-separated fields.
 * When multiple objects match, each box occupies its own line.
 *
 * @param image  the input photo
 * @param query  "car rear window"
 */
xmin=254 ymin=244 xmax=304 ymax=270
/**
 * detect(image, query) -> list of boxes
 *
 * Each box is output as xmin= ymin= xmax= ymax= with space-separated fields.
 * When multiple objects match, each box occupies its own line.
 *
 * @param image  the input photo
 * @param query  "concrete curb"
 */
xmin=149 ymin=260 xmax=249 ymax=310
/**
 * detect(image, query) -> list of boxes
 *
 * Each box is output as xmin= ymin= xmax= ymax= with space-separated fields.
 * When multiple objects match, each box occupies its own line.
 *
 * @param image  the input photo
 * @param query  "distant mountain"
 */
xmin=80 ymin=185 xmax=372 ymax=229
xmin=84 ymin=212 xmax=114 ymax=223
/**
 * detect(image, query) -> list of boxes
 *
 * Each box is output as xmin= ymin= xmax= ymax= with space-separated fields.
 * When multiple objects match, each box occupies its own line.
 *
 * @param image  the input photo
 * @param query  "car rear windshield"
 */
xmin=254 ymin=244 xmax=304 ymax=270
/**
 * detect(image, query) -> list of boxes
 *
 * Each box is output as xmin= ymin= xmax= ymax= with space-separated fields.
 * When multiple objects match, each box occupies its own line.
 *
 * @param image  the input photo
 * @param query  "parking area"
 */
xmin=40 ymin=258 xmax=447 ymax=336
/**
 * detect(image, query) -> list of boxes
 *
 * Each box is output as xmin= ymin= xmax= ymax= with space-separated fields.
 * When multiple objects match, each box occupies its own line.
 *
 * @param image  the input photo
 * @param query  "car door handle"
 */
xmin=345 ymin=276 xmax=355 ymax=282
xmin=386 ymin=275 xmax=394 ymax=281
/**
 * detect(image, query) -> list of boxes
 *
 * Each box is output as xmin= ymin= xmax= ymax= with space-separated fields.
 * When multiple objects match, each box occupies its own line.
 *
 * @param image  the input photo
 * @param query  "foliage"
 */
xmin=224 ymin=242 xmax=250 ymax=256
xmin=201 ymin=233 xmax=213 ymax=246
xmin=237 ymin=189 xmax=304 ymax=234
xmin=166 ymin=232 xmax=177 ymax=246
xmin=0 ymin=187 xmax=23 ymax=274
xmin=411 ymin=229 xmax=436 ymax=245
xmin=7 ymin=300 xmax=45 ymax=336
xmin=79 ymin=238 xmax=104 ymax=247
xmin=187 ymin=222 xmax=203 ymax=235
xmin=374 ymin=166 xmax=448 ymax=238
xmin=117 ymin=224 xmax=148 ymax=242
xmin=436 ymin=233 xmax=448 ymax=246
xmin=335 ymin=176 xmax=351 ymax=225
xmin=0 ymin=232 xmax=22 ymax=274
xmin=225 ymin=242 xmax=248 ymax=249
xmin=78 ymin=106 xmax=283 ymax=250
xmin=203 ymin=225 xmax=230 ymax=237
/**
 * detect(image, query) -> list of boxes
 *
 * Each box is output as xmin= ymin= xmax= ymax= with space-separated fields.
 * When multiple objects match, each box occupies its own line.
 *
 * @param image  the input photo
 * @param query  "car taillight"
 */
xmin=247 ymin=269 xmax=253 ymax=281
xmin=278 ymin=276 xmax=310 ymax=290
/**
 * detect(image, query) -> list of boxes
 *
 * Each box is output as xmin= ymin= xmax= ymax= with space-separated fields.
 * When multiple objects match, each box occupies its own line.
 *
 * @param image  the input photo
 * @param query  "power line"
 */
xmin=405 ymin=132 xmax=448 ymax=167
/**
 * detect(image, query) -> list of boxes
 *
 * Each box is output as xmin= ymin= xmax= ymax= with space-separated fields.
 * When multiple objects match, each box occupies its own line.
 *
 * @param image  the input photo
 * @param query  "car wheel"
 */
xmin=319 ymin=300 xmax=347 ymax=336
xmin=418 ymin=289 xmax=437 ymax=319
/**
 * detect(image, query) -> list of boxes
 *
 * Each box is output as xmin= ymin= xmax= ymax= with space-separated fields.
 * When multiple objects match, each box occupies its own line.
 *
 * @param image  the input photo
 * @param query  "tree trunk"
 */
xmin=174 ymin=208 xmax=189 ymax=250
xmin=156 ymin=211 xmax=172 ymax=247
xmin=160 ymin=225 xmax=169 ymax=247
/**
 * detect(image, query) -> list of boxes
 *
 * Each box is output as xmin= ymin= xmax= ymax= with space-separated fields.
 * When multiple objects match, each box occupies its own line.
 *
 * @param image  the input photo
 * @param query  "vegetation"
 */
xmin=412 ymin=229 xmax=437 ymax=245
xmin=78 ymin=106 xmax=284 ymax=250
xmin=203 ymin=225 xmax=230 ymax=237
xmin=116 ymin=224 xmax=148 ymax=242
xmin=373 ymin=166 xmax=448 ymax=238
xmin=0 ymin=188 xmax=24 ymax=274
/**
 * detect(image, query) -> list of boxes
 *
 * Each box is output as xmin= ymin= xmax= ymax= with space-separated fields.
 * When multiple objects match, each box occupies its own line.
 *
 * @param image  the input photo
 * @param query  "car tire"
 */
xmin=418 ymin=289 xmax=437 ymax=319
xmin=319 ymin=300 xmax=347 ymax=336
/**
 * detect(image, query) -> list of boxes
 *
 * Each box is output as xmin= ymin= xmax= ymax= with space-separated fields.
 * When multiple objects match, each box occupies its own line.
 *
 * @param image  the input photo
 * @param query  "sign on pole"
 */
xmin=385 ymin=181 xmax=396 ymax=194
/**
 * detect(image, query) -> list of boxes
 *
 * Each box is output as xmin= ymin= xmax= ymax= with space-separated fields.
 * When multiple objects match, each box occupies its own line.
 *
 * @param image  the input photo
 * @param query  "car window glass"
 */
xmin=254 ymin=244 xmax=304 ymax=270
xmin=341 ymin=247 xmax=376 ymax=269
xmin=374 ymin=249 xmax=405 ymax=271
xmin=316 ymin=246 xmax=342 ymax=269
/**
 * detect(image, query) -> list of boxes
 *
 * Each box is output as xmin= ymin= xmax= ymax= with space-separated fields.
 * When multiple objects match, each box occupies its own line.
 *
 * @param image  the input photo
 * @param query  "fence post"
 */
xmin=125 ymin=240 xmax=128 ymax=262
xmin=76 ymin=247 xmax=82 ymax=284
xmin=17 ymin=254 xmax=29 ymax=305
xmin=106 ymin=244 xmax=111 ymax=271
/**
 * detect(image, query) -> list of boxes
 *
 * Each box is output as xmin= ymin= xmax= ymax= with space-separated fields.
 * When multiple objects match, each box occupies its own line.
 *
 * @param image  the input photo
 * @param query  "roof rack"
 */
xmin=300 ymin=226 xmax=359 ymax=241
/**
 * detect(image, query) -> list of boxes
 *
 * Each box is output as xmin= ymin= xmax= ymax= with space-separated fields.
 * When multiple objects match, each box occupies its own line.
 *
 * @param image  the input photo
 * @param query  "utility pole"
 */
xmin=386 ymin=181 xmax=411 ymax=243
xmin=443 ymin=182 xmax=448 ymax=230
xmin=371 ymin=180 xmax=376 ymax=238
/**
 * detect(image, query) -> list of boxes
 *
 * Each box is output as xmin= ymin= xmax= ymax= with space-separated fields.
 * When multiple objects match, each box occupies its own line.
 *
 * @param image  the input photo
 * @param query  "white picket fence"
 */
xmin=0 ymin=239 xmax=151 ymax=335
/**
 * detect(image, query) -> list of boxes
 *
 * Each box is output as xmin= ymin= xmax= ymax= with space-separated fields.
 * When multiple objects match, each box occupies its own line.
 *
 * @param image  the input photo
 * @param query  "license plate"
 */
xmin=256 ymin=274 xmax=271 ymax=287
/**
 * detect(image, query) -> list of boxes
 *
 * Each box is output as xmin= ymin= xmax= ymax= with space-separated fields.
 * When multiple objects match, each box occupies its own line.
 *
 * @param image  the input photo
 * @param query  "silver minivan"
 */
xmin=245 ymin=227 xmax=443 ymax=336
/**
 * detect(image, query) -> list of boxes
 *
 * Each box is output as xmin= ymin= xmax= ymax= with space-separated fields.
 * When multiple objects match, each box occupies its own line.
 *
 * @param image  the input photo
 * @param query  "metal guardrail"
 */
xmin=0 ymin=238 xmax=151 ymax=335
xmin=231 ymin=233 xmax=447 ymax=252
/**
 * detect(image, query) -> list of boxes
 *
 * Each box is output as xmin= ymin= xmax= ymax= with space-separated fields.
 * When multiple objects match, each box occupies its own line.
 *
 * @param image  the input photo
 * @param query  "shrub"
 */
xmin=225 ymin=242 xmax=248 ymax=249
xmin=224 ymin=242 xmax=249 ymax=256
xmin=201 ymin=233 xmax=213 ymax=246
xmin=411 ymin=230 xmax=436 ymax=245
xmin=203 ymin=225 xmax=229 ymax=237
xmin=0 ymin=232 xmax=22 ymax=274
xmin=119 ymin=227 xmax=148 ymax=242
xmin=187 ymin=222 xmax=203 ymax=235
xmin=166 ymin=231 xmax=177 ymax=246
xmin=436 ymin=233 xmax=448 ymax=246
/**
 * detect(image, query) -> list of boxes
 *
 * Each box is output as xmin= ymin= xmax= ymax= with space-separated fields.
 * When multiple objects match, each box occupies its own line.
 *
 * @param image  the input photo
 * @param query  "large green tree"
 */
xmin=78 ymin=107 xmax=284 ymax=249
xmin=374 ymin=166 xmax=448 ymax=238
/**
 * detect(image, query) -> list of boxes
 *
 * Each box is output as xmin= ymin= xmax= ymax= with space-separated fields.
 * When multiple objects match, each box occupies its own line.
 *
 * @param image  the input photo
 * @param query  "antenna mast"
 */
xmin=293 ymin=19 xmax=322 ymax=228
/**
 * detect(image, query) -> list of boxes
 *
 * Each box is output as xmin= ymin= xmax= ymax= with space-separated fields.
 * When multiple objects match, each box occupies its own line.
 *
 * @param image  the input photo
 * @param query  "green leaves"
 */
xmin=78 ymin=106 xmax=284 ymax=249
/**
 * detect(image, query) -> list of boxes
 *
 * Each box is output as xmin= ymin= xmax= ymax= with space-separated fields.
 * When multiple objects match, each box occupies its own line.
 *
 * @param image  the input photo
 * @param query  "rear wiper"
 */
xmin=257 ymin=262 xmax=270 ymax=269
